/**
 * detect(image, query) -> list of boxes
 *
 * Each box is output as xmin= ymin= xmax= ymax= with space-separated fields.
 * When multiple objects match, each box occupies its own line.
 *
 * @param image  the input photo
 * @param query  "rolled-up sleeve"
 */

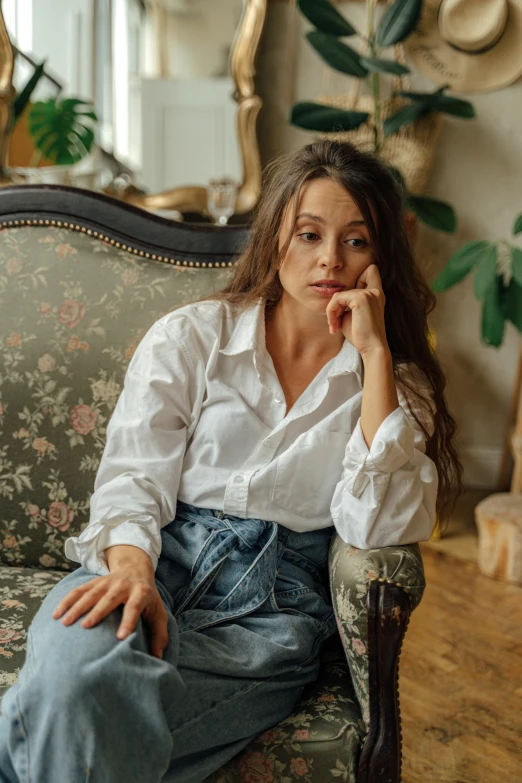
xmin=330 ymin=370 xmax=438 ymax=549
xmin=64 ymin=316 xmax=199 ymax=576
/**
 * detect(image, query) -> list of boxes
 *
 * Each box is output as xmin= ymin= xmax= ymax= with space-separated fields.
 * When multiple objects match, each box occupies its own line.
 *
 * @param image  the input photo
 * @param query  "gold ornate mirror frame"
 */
xmin=0 ymin=0 xmax=267 ymax=216
xmin=123 ymin=0 xmax=266 ymax=216
xmin=0 ymin=0 xmax=14 ymax=186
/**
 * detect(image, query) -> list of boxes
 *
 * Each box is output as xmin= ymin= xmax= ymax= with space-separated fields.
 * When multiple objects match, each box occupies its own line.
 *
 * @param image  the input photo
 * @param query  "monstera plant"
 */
xmin=9 ymin=57 xmax=97 ymax=168
xmin=26 ymin=98 xmax=97 ymax=166
xmin=291 ymin=0 xmax=476 ymax=235
xmin=431 ymin=213 xmax=522 ymax=347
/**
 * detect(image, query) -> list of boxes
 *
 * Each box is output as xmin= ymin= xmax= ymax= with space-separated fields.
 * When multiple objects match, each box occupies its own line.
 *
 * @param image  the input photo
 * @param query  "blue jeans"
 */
xmin=0 ymin=501 xmax=336 ymax=783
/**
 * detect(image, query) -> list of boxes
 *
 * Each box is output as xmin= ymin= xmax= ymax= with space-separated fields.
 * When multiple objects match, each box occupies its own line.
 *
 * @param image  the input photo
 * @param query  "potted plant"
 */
xmin=433 ymin=215 xmax=522 ymax=579
xmin=431 ymin=213 xmax=522 ymax=347
xmin=290 ymin=0 xmax=476 ymax=236
xmin=7 ymin=54 xmax=98 ymax=185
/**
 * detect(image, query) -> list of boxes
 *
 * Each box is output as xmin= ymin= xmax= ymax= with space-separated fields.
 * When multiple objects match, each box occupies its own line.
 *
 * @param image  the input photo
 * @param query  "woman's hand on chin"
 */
xmin=326 ymin=263 xmax=389 ymax=358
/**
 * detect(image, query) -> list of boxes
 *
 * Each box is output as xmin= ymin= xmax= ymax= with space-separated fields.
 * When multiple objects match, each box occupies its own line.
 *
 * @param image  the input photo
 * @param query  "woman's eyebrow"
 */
xmin=295 ymin=213 xmax=366 ymax=227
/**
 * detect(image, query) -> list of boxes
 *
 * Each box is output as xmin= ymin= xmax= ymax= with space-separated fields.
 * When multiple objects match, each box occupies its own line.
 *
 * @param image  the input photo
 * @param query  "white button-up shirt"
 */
xmin=64 ymin=297 xmax=438 ymax=576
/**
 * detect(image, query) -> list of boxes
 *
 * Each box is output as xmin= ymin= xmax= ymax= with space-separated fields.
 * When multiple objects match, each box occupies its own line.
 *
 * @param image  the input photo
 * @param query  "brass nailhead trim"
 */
xmin=369 ymin=576 xmax=411 ymax=593
xmin=0 ymin=218 xmax=238 ymax=269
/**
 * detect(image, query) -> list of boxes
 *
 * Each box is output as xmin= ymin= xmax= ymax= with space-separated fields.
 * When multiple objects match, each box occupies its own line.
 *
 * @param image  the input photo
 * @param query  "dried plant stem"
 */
xmin=366 ymin=0 xmax=382 ymax=154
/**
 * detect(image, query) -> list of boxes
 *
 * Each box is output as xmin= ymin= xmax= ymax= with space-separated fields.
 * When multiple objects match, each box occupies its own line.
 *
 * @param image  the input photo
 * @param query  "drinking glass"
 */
xmin=206 ymin=177 xmax=238 ymax=225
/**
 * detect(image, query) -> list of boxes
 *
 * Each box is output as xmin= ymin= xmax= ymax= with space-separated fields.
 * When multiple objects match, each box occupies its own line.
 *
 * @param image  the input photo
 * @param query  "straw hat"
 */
xmin=404 ymin=0 xmax=522 ymax=93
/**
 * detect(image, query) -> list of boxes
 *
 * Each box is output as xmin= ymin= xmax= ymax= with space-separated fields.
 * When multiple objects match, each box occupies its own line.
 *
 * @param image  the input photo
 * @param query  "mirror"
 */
xmin=0 ymin=0 xmax=267 ymax=222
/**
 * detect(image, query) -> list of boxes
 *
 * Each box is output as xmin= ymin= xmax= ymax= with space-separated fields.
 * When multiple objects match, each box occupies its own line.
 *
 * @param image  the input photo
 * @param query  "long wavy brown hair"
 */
xmin=178 ymin=139 xmax=464 ymax=530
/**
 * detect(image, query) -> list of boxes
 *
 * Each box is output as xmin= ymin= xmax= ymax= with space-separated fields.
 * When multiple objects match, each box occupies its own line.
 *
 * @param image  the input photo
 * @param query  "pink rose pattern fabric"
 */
xmin=0 ymin=225 xmax=233 ymax=571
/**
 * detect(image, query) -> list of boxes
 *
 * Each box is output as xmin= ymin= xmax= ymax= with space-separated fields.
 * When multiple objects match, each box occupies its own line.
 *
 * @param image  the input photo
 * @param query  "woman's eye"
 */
xmin=297 ymin=233 xmax=368 ymax=248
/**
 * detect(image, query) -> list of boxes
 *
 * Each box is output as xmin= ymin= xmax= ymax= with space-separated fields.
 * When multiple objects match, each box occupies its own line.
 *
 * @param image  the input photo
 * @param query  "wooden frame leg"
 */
xmin=498 ymin=338 xmax=522 ymax=493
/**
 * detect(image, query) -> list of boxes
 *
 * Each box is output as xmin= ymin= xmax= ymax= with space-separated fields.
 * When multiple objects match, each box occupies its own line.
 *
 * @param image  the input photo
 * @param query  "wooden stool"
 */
xmin=474 ymin=493 xmax=522 ymax=585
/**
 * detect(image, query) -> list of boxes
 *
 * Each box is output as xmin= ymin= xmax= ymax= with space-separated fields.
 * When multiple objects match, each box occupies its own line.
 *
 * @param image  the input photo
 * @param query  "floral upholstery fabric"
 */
xmin=0 ymin=565 xmax=63 ymax=695
xmin=328 ymin=538 xmax=425 ymax=732
xmin=0 ymin=225 xmax=234 ymax=570
xmin=0 ymin=224 xmax=426 ymax=782
xmin=203 ymin=634 xmax=364 ymax=783
xmin=202 ymin=540 xmax=425 ymax=783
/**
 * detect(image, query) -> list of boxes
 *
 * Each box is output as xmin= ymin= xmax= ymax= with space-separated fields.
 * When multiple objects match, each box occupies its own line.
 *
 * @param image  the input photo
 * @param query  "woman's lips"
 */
xmin=310 ymin=285 xmax=345 ymax=296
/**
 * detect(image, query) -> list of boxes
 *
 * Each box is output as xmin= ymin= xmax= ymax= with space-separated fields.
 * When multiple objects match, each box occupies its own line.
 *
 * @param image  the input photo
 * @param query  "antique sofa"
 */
xmin=0 ymin=185 xmax=426 ymax=783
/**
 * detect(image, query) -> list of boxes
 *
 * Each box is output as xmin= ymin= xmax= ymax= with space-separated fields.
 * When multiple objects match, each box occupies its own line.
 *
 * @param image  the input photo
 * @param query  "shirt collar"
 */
xmin=219 ymin=297 xmax=363 ymax=384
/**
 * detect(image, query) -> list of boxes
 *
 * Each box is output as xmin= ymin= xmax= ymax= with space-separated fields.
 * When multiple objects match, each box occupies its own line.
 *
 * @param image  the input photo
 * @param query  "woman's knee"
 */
xmin=24 ymin=571 xmax=151 ymax=686
xmin=31 ymin=567 xmax=100 ymax=630
xmin=328 ymin=534 xmax=426 ymax=611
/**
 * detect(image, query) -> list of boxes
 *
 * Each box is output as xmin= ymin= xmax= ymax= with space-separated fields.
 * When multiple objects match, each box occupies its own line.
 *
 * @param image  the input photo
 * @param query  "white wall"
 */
xmin=30 ymin=0 xmax=93 ymax=99
xmin=143 ymin=0 xmax=244 ymax=79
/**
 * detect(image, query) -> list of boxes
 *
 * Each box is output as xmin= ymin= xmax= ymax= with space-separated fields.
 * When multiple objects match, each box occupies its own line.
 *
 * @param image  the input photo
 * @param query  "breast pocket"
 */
xmin=271 ymin=430 xmax=348 ymax=518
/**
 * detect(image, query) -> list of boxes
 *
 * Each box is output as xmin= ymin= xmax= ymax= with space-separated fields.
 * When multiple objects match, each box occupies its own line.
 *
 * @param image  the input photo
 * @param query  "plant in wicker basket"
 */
xmin=291 ymin=0 xmax=476 ymax=234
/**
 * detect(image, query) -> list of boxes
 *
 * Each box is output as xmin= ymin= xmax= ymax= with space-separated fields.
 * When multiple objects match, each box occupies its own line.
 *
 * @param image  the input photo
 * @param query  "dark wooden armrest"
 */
xmin=357 ymin=579 xmax=412 ymax=783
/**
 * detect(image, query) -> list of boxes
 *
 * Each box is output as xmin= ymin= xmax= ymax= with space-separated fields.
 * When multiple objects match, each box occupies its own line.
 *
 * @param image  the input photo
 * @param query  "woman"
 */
xmin=0 ymin=140 xmax=463 ymax=782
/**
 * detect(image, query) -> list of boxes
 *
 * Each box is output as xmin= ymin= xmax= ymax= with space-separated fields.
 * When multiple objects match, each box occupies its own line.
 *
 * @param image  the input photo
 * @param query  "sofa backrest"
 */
xmin=0 ymin=186 xmax=246 ymax=570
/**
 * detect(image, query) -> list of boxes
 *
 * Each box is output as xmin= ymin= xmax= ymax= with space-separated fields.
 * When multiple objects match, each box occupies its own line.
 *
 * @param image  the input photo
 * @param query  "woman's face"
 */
xmin=276 ymin=178 xmax=375 ymax=313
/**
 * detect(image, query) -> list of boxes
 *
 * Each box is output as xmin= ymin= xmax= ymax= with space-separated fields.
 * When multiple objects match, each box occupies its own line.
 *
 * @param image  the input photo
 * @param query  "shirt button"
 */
xmin=274 ymin=397 xmax=282 ymax=403
xmin=233 ymin=475 xmax=245 ymax=484
xmin=265 ymin=438 xmax=272 ymax=446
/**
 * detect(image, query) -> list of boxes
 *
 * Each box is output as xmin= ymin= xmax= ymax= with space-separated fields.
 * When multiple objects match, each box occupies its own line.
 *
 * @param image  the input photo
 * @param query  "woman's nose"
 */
xmin=320 ymin=241 xmax=342 ymax=268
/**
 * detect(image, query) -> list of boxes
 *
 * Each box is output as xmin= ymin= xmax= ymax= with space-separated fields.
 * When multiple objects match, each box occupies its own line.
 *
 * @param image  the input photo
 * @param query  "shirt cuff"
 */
xmin=342 ymin=406 xmax=416 ymax=498
xmin=64 ymin=519 xmax=160 ymax=576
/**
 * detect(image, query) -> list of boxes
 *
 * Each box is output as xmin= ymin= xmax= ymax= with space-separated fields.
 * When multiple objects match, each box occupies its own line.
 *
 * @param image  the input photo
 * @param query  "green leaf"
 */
xmin=512 ymin=247 xmax=522 ymax=286
xmin=431 ymin=240 xmax=490 ymax=293
xmin=502 ymin=279 xmax=522 ymax=331
xmin=290 ymin=101 xmax=369 ymax=132
xmin=407 ymin=195 xmax=457 ymax=233
xmin=427 ymin=95 xmax=475 ymax=118
xmin=360 ymin=56 xmax=410 ymax=76
xmin=297 ymin=0 xmax=357 ymax=36
xmin=481 ymin=276 xmax=506 ymax=347
xmin=473 ymin=244 xmax=497 ymax=299
xmin=27 ymin=99 xmax=98 ymax=165
xmin=513 ymin=213 xmax=522 ymax=235
xmin=394 ymin=89 xmax=475 ymax=118
xmin=383 ymin=101 xmax=428 ymax=136
xmin=306 ymin=31 xmax=368 ymax=77
xmin=12 ymin=61 xmax=46 ymax=126
xmin=376 ymin=0 xmax=423 ymax=46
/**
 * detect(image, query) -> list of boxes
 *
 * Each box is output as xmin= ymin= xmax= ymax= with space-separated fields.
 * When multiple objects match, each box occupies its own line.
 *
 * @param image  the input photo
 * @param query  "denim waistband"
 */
xmin=158 ymin=500 xmax=333 ymax=634
xmin=184 ymin=501 xmax=332 ymax=578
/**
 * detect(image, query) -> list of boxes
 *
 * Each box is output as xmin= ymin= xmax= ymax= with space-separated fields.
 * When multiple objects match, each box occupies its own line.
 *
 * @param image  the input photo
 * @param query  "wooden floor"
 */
xmin=399 ymin=489 xmax=522 ymax=782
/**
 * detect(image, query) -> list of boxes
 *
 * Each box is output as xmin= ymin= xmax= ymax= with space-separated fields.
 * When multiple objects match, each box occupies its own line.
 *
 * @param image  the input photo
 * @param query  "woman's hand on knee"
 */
xmin=51 ymin=571 xmax=169 ymax=660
